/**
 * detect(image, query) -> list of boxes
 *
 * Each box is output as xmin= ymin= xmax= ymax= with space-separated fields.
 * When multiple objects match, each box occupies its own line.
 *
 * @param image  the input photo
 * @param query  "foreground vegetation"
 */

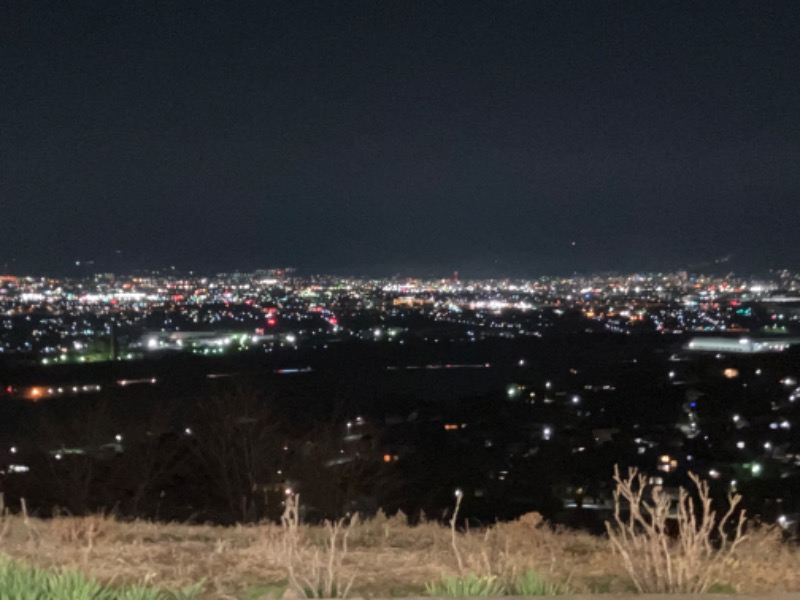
xmin=2 ymin=470 xmax=800 ymax=599
xmin=0 ymin=556 xmax=202 ymax=600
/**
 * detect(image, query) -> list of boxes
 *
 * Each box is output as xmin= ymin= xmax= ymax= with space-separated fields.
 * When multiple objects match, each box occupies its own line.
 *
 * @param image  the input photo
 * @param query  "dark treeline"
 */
xmin=1 ymin=384 xmax=398 ymax=523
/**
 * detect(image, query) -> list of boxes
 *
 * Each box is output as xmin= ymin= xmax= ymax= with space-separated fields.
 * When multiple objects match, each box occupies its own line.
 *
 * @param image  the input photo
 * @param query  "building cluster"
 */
xmin=2 ymin=269 xmax=800 ymax=362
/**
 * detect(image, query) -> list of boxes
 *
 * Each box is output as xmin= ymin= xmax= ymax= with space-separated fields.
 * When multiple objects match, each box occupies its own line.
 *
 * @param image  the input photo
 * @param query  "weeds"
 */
xmin=426 ymin=570 xmax=568 ymax=598
xmin=112 ymin=581 xmax=204 ymax=600
xmin=425 ymin=573 xmax=505 ymax=597
xmin=0 ymin=494 xmax=10 ymax=543
xmin=278 ymin=494 xmax=356 ymax=598
xmin=605 ymin=465 xmax=747 ymax=593
xmin=53 ymin=514 xmax=108 ymax=545
xmin=53 ymin=513 xmax=108 ymax=567
xmin=510 ymin=569 xmax=568 ymax=596
xmin=0 ymin=555 xmax=202 ymax=600
xmin=0 ymin=559 xmax=104 ymax=600
xmin=450 ymin=491 xmax=465 ymax=574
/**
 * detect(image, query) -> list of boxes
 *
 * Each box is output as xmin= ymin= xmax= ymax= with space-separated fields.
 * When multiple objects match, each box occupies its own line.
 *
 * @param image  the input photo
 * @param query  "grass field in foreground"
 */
xmin=1 ymin=509 xmax=798 ymax=598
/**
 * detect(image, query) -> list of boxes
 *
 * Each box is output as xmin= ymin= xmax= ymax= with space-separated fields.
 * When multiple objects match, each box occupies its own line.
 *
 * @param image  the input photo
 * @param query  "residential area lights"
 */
xmin=2 ymin=268 xmax=800 ymax=362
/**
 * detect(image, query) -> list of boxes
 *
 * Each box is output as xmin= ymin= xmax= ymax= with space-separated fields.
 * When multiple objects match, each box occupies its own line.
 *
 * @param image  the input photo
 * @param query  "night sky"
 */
xmin=2 ymin=1 xmax=799 ymax=277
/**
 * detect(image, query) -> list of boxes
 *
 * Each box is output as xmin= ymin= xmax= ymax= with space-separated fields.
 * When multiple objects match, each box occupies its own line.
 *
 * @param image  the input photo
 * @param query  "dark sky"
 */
xmin=2 ymin=1 xmax=799 ymax=277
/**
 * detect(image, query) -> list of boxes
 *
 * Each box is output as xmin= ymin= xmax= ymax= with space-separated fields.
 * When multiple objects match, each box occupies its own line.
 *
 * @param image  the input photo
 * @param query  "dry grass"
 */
xmin=275 ymin=494 xmax=357 ymax=598
xmin=0 ymin=501 xmax=797 ymax=598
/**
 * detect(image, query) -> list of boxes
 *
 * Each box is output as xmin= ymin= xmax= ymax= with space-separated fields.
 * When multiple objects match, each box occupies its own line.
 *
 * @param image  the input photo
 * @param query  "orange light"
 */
xmin=383 ymin=454 xmax=392 ymax=463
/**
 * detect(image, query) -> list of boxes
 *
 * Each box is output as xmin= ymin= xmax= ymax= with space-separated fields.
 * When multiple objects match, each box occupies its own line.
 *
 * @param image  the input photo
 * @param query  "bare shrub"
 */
xmin=449 ymin=491 xmax=465 ymax=574
xmin=0 ymin=494 xmax=11 ymax=543
xmin=344 ymin=509 xmax=422 ymax=550
xmin=20 ymin=498 xmax=39 ymax=545
xmin=605 ymin=465 xmax=747 ymax=593
xmin=278 ymin=494 xmax=356 ymax=598
xmin=52 ymin=514 xmax=110 ymax=568
xmin=52 ymin=515 xmax=107 ymax=545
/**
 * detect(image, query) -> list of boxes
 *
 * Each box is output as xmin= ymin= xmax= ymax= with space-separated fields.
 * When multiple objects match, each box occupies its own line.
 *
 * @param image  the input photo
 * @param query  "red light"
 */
xmin=328 ymin=317 xmax=338 ymax=325
xmin=267 ymin=318 xmax=277 ymax=327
